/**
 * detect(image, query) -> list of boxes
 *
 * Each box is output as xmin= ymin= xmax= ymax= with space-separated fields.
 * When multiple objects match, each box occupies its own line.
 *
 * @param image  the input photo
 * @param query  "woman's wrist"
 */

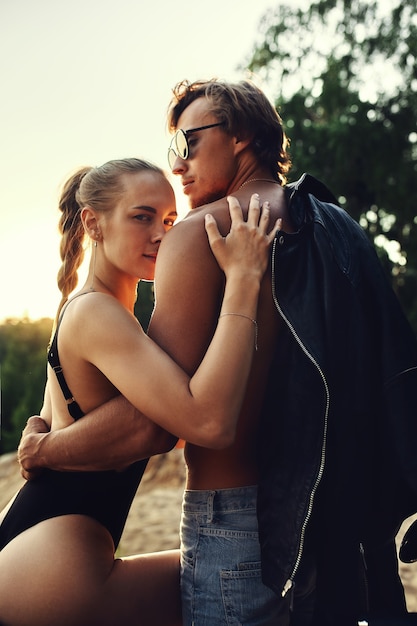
xmin=221 ymin=277 xmax=260 ymax=318
xmin=218 ymin=312 xmax=258 ymax=350
xmin=224 ymin=266 xmax=264 ymax=285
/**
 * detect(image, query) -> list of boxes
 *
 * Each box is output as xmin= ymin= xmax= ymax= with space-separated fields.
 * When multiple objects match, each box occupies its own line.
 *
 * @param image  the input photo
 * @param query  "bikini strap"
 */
xmin=47 ymin=291 xmax=93 ymax=421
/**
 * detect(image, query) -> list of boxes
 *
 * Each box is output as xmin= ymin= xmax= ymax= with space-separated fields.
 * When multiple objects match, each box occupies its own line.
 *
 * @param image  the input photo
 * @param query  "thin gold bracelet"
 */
xmin=219 ymin=313 xmax=258 ymax=351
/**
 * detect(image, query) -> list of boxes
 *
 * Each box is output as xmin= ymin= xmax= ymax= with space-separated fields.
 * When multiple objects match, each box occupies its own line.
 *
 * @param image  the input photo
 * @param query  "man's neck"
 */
xmin=228 ymin=169 xmax=277 ymax=195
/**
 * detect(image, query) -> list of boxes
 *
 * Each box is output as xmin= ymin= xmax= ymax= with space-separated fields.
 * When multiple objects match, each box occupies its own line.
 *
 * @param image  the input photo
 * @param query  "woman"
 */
xmin=0 ymin=158 xmax=279 ymax=626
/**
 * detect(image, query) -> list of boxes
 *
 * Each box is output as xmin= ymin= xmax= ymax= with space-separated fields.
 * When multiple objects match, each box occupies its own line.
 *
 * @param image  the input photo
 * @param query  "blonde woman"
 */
xmin=0 ymin=157 xmax=279 ymax=626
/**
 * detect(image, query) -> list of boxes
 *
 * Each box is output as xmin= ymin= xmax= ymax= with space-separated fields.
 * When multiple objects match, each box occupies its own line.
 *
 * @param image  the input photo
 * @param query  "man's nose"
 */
xmin=172 ymin=155 xmax=187 ymax=175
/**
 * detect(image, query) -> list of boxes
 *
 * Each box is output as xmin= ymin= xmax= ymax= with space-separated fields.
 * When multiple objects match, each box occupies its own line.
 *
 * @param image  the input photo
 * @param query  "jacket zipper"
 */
xmin=271 ymin=235 xmax=330 ymax=597
xmin=359 ymin=542 xmax=370 ymax=614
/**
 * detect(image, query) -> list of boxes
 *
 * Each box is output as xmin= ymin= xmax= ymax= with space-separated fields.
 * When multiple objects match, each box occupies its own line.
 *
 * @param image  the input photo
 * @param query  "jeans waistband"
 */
xmin=182 ymin=485 xmax=258 ymax=514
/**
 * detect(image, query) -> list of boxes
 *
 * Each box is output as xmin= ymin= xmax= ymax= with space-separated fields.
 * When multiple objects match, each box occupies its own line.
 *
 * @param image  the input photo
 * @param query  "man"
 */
xmin=150 ymin=80 xmax=298 ymax=625
xmin=18 ymin=79 xmax=417 ymax=625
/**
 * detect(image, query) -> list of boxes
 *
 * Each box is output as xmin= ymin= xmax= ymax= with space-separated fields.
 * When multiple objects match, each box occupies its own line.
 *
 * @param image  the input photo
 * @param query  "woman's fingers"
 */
xmin=227 ymin=195 xmax=281 ymax=239
xmin=205 ymin=194 xmax=284 ymax=275
xmin=268 ymin=217 xmax=282 ymax=243
xmin=246 ymin=193 xmax=262 ymax=228
xmin=204 ymin=212 xmax=222 ymax=249
xmin=259 ymin=201 xmax=271 ymax=235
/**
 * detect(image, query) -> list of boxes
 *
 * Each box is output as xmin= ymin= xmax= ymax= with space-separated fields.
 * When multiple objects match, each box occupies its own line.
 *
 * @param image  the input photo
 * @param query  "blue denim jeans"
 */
xmin=180 ymin=486 xmax=290 ymax=625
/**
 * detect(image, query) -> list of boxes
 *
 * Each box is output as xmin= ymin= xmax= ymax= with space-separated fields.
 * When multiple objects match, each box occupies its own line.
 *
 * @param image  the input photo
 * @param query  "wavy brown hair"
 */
xmin=168 ymin=79 xmax=291 ymax=185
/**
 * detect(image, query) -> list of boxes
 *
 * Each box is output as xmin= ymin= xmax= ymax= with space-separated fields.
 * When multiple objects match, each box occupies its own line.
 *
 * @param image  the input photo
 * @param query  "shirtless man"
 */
xmin=153 ymin=79 xmax=294 ymax=625
xmin=19 ymin=79 xmax=311 ymax=625
xmin=158 ymin=80 xmax=413 ymax=626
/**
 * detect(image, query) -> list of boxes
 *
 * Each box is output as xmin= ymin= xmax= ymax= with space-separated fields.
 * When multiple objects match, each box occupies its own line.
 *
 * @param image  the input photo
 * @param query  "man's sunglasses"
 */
xmin=168 ymin=122 xmax=225 ymax=170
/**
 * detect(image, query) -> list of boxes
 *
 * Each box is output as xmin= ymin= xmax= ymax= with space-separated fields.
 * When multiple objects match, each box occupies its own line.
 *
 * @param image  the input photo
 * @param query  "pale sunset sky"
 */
xmin=1 ymin=0 xmax=398 ymax=322
xmin=0 ymin=0 xmax=288 ymax=322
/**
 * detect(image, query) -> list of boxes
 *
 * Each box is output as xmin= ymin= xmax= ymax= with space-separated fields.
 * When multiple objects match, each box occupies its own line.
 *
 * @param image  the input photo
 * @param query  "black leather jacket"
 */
xmin=257 ymin=174 xmax=417 ymax=623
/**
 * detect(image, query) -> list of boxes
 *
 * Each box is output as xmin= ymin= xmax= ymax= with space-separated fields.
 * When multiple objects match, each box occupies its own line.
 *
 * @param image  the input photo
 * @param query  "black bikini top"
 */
xmin=47 ymin=293 xmax=89 ymax=421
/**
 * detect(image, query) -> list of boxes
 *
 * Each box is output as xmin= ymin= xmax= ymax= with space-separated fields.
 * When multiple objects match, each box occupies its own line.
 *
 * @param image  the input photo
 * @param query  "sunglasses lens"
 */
xmin=168 ymin=148 xmax=176 ymax=170
xmin=175 ymin=130 xmax=188 ymax=159
xmin=168 ymin=130 xmax=188 ymax=169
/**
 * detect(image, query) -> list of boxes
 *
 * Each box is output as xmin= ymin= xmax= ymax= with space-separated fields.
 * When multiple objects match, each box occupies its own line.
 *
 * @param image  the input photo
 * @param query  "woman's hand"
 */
xmin=205 ymin=193 xmax=281 ymax=282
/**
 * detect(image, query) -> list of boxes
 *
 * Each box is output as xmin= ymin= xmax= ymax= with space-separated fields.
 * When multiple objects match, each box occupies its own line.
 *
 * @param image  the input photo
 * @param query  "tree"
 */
xmin=0 ymin=318 xmax=52 ymax=453
xmin=246 ymin=0 xmax=417 ymax=332
xmin=0 ymin=287 xmax=155 ymax=455
xmin=134 ymin=281 xmax=155 ymax=331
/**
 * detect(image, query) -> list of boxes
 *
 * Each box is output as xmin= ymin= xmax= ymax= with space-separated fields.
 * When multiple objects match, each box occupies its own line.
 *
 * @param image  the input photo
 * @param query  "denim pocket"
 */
xmin=221 ymin=561 xmax=284 ymax=625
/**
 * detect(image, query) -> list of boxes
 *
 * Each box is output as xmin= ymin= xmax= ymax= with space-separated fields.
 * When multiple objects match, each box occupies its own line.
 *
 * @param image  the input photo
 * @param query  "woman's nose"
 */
xmin=151 ymin=225 xmax=166 ymax=243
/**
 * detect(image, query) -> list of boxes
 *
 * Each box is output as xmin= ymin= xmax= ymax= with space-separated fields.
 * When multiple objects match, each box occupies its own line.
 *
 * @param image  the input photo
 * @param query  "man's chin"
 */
xmin=189 ymin=190 xmax=225 ymax=210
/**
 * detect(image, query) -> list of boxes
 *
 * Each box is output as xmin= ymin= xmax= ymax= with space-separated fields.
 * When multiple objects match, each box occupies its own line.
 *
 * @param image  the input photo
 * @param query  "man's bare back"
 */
xmin=148 ymin=184 xmax=290 ymax=490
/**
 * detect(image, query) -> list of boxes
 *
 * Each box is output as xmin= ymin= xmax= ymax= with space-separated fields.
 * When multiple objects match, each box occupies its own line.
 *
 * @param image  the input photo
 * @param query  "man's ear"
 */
xmin=233 ymin=134 xmax=252 ymax=156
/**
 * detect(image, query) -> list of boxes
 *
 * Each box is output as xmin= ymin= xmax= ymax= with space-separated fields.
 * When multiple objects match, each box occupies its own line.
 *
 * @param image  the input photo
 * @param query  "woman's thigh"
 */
xmin=0 ymin=515 xmax=181 ymax=626
xmin=104 ymin=550 xmax=181 ymax=626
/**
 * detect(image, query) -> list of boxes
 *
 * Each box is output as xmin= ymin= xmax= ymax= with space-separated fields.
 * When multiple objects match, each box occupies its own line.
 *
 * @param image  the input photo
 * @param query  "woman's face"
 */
xmin=99 ymin=170 xmax=177 ymax=281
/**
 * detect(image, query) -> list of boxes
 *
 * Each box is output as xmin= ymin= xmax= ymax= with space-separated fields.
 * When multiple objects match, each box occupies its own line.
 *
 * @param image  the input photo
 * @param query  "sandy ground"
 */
xmin=1 ymin=449 xmax=417 ymax=612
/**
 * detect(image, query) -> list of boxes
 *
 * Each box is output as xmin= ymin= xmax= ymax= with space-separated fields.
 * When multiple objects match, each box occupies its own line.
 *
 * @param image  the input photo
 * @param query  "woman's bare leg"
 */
xmin=0 ymin=516 xmax=181 ymax=626
xmin=99 ymin=550 xmax=181 ymax=626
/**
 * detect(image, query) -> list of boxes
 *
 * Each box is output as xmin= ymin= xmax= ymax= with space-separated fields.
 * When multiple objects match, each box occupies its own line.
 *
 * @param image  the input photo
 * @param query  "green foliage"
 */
xmin=0 ymin=318 xmax=52 ymax=453
xmin=246 ymin=0 xmax=417 ymax=333
xmin=0 ymin=285 xmax=155 ymax=454
xmin=134 ymin=281 xmax=155 ymax=331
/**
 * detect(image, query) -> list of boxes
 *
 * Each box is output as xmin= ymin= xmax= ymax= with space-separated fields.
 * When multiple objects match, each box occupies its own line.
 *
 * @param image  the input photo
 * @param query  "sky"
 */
xmin=0 ymin=0 xmax=290 ymax=322
xmin=1 ymin=0 xmax=400 ymax=323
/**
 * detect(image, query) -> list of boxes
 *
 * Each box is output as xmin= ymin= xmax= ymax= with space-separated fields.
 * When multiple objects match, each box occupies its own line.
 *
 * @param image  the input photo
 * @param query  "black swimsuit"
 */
xmin=0 ymin=299 xmax=148 ymax=551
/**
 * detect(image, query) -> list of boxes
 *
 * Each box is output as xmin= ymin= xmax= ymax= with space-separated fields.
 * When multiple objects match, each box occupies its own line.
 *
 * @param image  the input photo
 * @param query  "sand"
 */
xmin=1 ymin=449 xmax=416 ymax=612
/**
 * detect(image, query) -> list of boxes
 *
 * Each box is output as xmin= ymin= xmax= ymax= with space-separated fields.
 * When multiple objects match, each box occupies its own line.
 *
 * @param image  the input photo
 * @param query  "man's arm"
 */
xmin=18 ymin=394 xmax=177 ymax=478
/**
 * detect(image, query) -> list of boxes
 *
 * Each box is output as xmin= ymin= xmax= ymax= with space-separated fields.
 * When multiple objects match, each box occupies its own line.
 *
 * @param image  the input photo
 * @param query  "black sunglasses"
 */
xmin=168 ymin=122 xmax=225 ymax=170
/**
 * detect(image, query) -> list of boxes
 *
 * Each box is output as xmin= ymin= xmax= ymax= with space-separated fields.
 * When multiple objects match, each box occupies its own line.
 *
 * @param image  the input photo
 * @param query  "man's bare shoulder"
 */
xmin=155 ymin=198 xmax=229 ymax=277
xmin=177 ymin=196 xmax=232 ymax=236
xmin=161 ymin=198 xmax=230 ymax=252
xmin=150 ymin=198 xmax=227 ymax=370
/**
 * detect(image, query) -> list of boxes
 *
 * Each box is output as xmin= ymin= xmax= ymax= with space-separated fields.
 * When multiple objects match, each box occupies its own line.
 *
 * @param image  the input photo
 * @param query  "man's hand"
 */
xmin=18 ymin=416 xmax=50 ymax=480
xmin=16 ymin=398 xmax=178 ymax=476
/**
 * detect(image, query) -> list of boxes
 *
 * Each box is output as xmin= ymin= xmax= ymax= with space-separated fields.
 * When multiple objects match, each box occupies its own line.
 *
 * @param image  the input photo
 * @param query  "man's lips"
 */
xmin=182 ymin=179 xmax=194 ymax=193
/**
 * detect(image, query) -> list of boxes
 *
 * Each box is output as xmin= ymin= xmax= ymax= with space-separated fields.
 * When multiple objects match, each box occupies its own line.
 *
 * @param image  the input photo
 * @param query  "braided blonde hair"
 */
xmin=55 ymin=158 xmax=165 ymax=324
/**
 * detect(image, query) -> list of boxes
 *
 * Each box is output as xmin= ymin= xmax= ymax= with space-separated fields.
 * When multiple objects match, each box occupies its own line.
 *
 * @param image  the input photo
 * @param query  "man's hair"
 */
xmin=168 ymin=79 xmax=291 ymax=185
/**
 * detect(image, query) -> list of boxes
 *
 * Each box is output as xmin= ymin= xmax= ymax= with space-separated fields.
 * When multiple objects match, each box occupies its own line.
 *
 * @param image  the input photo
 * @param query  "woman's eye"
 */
xmin=165 ymin=218 xmax=176 ymax=228
xmin=135 ymin=214 xmax=151 ymax=222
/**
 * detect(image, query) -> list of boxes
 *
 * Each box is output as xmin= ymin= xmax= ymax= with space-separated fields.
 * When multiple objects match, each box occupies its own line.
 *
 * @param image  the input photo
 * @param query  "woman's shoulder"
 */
xmin=58 ymin=290 xmax=145 ymax=361
xmin=61 ymin=291 xmax=138 ymax=336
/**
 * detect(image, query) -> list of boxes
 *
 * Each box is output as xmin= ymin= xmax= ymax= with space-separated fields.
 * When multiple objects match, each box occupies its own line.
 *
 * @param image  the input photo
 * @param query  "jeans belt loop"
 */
xmin=207 ymin=490 xmax=215 ymax=523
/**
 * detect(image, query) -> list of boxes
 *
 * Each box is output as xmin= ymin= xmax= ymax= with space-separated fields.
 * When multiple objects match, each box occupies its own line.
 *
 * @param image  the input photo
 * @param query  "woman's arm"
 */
xmin=81 ymin=195 xmax=279 ymax=448
xmin=19 ymin=195 xmax=278 ymax=474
